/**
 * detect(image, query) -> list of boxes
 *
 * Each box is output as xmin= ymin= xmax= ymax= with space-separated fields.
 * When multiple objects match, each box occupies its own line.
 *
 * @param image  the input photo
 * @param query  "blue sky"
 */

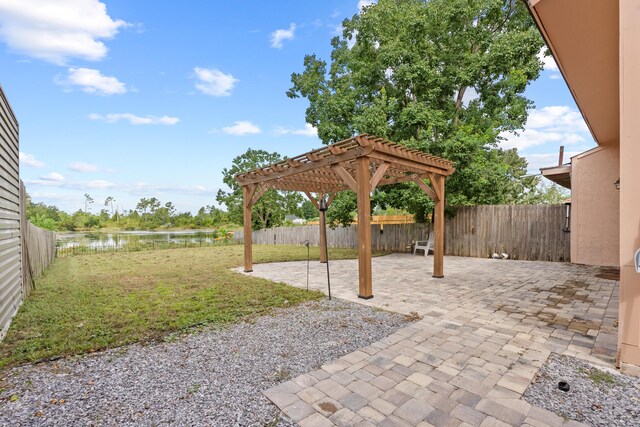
xmin=0 ymin=0 xmax=595 ymax=214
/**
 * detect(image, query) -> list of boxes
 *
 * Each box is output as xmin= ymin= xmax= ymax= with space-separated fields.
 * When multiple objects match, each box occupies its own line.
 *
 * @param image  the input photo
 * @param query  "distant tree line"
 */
xmin=25 ymin=194 xmax=232 ymax=232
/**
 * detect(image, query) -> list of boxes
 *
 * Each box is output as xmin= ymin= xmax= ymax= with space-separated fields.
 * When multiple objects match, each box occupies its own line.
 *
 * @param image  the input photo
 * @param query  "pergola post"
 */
xmin=433 ymin=175 xmax=445 ymax=278
xmin=304 ymin=191 xmax=329 ymax=263
xmin=356 ymin=156 xmax=373 ymax=299
xmin=243 ymin=185 xmax=253 ymax=272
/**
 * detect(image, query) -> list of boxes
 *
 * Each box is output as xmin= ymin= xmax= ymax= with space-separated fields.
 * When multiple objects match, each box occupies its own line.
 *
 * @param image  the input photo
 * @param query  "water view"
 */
xmin=56 ymin=230 xmax=235 ymax=256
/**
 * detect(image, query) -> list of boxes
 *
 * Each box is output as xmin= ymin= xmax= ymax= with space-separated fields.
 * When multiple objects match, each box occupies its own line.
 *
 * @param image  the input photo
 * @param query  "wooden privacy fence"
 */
xmin=19 ymin=182 xmax=56 ymax=294
xmin=238 ymin=222 xmax=432 ymax=252
xmin=444 ymin=205 xmax=569 ymax=261
xmin=235 ymin=204 xmax=570 ymax=262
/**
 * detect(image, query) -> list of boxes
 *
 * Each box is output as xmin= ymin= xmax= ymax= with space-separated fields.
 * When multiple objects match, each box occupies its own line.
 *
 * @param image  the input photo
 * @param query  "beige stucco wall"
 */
xmin=570 ymin=146 xmax=620 ymax=267
xmin=619 ymin=0 xmax=640 ymax=366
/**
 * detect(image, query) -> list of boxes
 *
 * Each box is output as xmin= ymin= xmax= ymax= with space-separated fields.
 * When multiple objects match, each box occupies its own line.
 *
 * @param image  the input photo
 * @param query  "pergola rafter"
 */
xmin=236 ymin=133 xmax=455 ymax=299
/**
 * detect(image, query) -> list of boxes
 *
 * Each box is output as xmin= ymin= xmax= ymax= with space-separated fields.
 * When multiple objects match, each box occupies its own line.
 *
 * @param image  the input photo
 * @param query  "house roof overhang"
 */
xmin=235 ymin=134 xmax=455 ymax=194
xmin=540 ymin=165 xmax=571 ymax=189
xmin=527 ymin=0 xmax=619 ymax=147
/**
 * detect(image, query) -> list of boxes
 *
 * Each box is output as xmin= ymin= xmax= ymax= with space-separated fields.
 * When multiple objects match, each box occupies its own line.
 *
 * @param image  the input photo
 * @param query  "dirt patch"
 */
xmin=318 ymin=402 xmax=338 ymax=414
xmin=596 ymin=267 xmax=620 ymax=281
xmin=497 ymin=279 xmax=597 ymax=333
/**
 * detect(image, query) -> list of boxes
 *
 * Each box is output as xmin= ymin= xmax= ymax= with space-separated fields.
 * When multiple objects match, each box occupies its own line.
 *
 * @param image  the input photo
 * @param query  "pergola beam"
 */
xmin=238 ymin=145 xmax=374 ymax=186
xmin=367 ymin=151 xmax=454 ymax=176
xmin=250 ymin=183 xmax=272 ymax=206
xmin=412 ymin=176 xmax=438 ymax=202
xmin=332 ymin=164 xmax=358 ymax=192
xmin=427 ymin=172 xmax=443 ymax=202
xmin=370 ymin=162 xmax=389 ymax=192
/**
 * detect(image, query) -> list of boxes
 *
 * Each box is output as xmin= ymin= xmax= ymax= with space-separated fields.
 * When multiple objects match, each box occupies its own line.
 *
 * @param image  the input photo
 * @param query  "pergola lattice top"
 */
xmin=235 ymin=134 xmax=455 ymax=195
xmin=236 ymin=133 xmax=455 ymax=299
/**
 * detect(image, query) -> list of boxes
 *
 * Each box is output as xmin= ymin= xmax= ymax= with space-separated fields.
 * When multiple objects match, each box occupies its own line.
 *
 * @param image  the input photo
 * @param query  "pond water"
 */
xmin=57 ymin=230 xmax=226 ymax=255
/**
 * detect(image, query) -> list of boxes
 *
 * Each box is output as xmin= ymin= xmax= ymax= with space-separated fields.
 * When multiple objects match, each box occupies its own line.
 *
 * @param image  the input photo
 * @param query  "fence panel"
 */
xmin=235 ymin=204 xmax=570 ymax=262
xmin=21 ymin=184 xmax=56 ymax=289
xmin=0 ymin=86 xmax=22 ymax=339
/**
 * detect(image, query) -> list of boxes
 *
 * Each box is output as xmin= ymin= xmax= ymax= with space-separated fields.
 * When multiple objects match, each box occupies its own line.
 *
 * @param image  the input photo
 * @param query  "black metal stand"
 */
xmin=319 ymin=197 xmax=331 ymax=300
xmin=301 ymin=240 xmax=310 ymax=291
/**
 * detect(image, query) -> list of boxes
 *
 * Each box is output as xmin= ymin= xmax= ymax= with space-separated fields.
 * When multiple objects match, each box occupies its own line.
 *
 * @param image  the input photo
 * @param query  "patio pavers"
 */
xmin=239 ymin=254 xmax=619 ymax=426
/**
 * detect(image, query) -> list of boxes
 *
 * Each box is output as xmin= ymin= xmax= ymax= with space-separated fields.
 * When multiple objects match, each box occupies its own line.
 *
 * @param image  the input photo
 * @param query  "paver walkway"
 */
xmin=238 ymin=254 xmax=620 ymax=426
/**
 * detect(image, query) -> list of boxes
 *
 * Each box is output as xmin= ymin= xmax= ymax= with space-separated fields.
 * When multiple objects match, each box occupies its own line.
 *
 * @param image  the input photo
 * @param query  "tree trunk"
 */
xmin=453 ymin=86 xmax=466 ymax=128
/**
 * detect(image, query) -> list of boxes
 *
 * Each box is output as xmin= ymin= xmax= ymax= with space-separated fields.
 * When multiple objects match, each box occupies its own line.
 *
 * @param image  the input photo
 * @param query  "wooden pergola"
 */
xmin=235 ymin=134 xmax=455 ymax=299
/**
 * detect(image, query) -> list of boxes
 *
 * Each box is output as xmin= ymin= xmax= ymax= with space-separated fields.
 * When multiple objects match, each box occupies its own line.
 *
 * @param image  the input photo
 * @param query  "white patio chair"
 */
xmin=413 ymin=232 xmax=434 ymax=256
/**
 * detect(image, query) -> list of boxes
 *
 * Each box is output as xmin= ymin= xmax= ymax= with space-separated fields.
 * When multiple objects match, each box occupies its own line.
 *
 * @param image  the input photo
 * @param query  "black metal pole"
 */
xmin=322 ymin=214 xmax=331 ymax=300
xmin=318 ymin=197 xmax=331 ymax=300
xmin=301 ymin=240 xmax=310 ymax=291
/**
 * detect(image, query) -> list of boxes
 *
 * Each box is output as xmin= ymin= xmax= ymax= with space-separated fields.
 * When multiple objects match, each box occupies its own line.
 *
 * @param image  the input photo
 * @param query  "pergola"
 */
xmin=235 ymin=134 xmax=455 ymax=299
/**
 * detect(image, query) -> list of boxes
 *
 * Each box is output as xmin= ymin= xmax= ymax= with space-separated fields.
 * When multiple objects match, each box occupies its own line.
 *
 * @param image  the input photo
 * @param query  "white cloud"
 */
xmin=270 ymin=23 xmax=296 ymax=49
xmin=88 ymin=113 xmax=179 ymax=125
xmin=222 ymin=121 xmax=262 ymax=136
xmin=193 ymin=67 xmax=238 ymax=96
xmin=538 ymin=47 xmax=561 ymax=79
xmin=274 ymin=123 xmax=318 ymax=137
xmin=19 ymin=152 xmax=45 ymax=168
xmin=26 ymin=177 xmax=212 ymax=195
xmin=526 ymin=106 xmax=588 ymax=132
xmin=538 ymin=48 xmax=558 ymax=71
xmin=129 ymin=182 xmax=211 ymax=196
xmin=461 ymin=87 xmax=479 ymax=107
xmin=525 ymin=151 xmax=581 ymax=173
xmin=58 ymin=67 xmax=126 ymax=95
xmin=347 ymin=30 xmax=358 ymax=49
xmin=499 ymin=105 xmax=591 ymax=151
xmin=40 ymin=172 xmax=65 ymax=182
xmin=0 ymin=0 xmax=127 ymax=65
xmin=500 ymin=129 xmax=584 ymax=151
xmin=85 ymin=180 xmax=114 ymax=189
xmin=358 ymin=0 xmax=377 ymax=10
xmin=68 ymin=162 xmax=98 ymax=173
xmin=25 ymin=178 xmax=115 ymax=190
xmin=30 ymin=192 xmax=76 ymax=202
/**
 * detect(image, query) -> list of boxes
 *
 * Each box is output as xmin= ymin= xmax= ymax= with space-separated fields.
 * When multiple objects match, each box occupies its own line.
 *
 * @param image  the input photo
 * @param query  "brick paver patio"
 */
xmin=239 ymin=254 xmax=619 ymax=426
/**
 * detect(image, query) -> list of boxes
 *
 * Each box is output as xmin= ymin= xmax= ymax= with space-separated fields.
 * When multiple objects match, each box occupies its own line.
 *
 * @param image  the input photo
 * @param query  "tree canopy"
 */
xmin=288 ymin=0 xmax=546 ymax=223
xmin=216 ymin=148 xmax=303 ymax=230
xmin=25 ymin=194 xmax=230 ymax=232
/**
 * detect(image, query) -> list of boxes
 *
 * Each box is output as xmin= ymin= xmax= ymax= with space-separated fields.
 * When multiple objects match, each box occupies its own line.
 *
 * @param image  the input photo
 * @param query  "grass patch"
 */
xmin=579 ymin=367 xmax=617 ymax=386
xmin=0 ymin=245 xmax=376 ymax=368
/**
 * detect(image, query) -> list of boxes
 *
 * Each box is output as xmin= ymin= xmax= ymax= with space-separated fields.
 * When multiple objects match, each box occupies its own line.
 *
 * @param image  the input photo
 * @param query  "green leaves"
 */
xmin=216 ymin=149 xmax=303 ymax=230
xmin=288 ymin=0 xmax=545 ymax=224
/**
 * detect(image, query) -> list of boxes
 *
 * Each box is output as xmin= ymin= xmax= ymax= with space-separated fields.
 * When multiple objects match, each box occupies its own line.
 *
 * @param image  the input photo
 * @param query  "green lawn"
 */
xmin=0 ymin=245 xmax=374 ymax=368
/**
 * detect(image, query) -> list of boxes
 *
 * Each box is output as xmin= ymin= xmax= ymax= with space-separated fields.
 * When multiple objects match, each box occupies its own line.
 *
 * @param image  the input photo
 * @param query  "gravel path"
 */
xmin=0 ymin=299 xmax=412 ymax=426
xmin=524 ymin=353 xmax=640 ymax=426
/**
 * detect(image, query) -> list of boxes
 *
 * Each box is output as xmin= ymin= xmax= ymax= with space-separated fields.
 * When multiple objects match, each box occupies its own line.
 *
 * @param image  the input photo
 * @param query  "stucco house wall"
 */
xmin=570 ymin=146 xmax=620 ymax=267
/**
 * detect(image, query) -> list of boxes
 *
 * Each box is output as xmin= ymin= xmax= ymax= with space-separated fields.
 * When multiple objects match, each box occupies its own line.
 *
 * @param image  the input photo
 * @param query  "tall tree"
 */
xmin=288 ymin=0 xmax=544 ymax=222
xmin=216 ymin=149 xmax=303 ymax=230
xmin=84 ymin=193 xmax=94 ymax=213
xmin=104 ymin=196 xmax=115 ymax=215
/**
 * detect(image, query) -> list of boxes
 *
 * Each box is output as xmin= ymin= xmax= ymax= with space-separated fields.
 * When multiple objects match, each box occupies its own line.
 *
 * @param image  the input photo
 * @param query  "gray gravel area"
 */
xmin=0 ymin=298 xmax=411 ymax=426
xmin=524 ymin=353 xmax=640 ymax=426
